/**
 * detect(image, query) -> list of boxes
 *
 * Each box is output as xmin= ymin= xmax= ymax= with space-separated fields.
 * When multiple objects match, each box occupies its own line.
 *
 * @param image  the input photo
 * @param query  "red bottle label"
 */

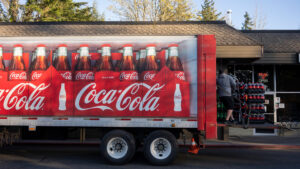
xmin=95 ymin=71 xmax=119 ymax=80
xmin=58 ymin=71 xmax=72 ymax=80
xmin=0 ymin=71 xmax=7 ymax=80
xmin=119 ymin=71 xmax=138 ymax=81
xmin=31 ymin=71 xmax=45 ymax=81
xmin=141 ymin=71 xmax=157 ymax=81
xmin=9 ymin=71 xmax=27 ymax=81
xmin=75 ymin=71 xmax=94 ymax=81
xmin=174 ymin=71 xmax=185 ymax=81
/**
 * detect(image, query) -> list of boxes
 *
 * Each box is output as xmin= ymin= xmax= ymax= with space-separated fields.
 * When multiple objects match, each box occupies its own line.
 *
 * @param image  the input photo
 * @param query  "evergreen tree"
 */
xmin=0 ymin=0 xmax=105 ymax=22
xmin=197 ymin=0 xmax=223 ymax=21
xmin=241 ymin=12 xmax=254 ymax=30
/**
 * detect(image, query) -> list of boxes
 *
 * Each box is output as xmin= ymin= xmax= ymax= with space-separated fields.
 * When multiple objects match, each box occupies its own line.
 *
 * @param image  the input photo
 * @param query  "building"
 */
xmin=0 ymin=21 xmax=299 ymax=126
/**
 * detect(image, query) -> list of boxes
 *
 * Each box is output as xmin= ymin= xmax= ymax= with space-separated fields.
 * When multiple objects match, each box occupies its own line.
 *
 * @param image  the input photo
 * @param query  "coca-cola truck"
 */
xmin=0 ymin=35 xmax=216 ymax=165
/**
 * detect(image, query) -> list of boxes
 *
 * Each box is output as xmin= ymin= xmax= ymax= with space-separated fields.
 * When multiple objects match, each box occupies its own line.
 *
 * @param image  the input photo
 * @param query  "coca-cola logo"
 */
xmin=60 ymin=72 xmax=72 ymax=80
xmin=0 ymin=83 xmax=50 ymax=110
xmin=31 ymin=72 xmax=43 ymax=81
xmin=9 ymin=72 xmax=27 ymax=80
xmin=120 ymin=72 xmax=138 ymax=81
xmin=75 ymin=72 xmax=94 ymax=80
xmin=143 ymin=72 xmax=156 ymax=81
xmin=75 ymin=83 xmax=164 ymax=111
xmin=175 ymin=72 xmax=185 ymax=81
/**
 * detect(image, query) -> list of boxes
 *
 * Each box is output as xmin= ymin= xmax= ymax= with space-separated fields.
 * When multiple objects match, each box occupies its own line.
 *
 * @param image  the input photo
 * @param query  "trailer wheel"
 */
xmin=101 ymin=130 xmax=135 ymax=165
xmin=144 ymin=130 xmax=177 ymax=165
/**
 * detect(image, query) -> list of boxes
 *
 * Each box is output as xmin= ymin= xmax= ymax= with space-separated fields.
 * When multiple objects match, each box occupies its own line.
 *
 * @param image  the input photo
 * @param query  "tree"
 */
xmin=241 ymin=12 xmax=254 ymax=30
xmin=109 ymin=0 xmax=194 ymax=21
xmin=91 ymin=0 xmax=105 ymax=21
xmin=0 ymin=0 xmax=105 ymax=22
xmin=253 ymin=5 xmax=267 ymax=29
xmin=197 ymin=0 xmax=223 ymax=21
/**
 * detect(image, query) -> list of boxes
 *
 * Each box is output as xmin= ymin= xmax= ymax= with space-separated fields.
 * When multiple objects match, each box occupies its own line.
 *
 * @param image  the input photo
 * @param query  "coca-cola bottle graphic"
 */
xmin=166 ymin=44 xmax=185 ymax=81
xmin=54 ymin=44 xmax=72 ymax=80
xmin=97 ymin=44 xmax=113 ymax=71
xmin=135 ymin=50 xmax=140 ymax=65
xmin=59 ymin=83 xmax=67 ymax=111
xmin=137 ymin=48 xmax=146 ymax=73
xmin=0 ymin=46 xmax=5 ymax=70
xmin=174 ymin=84 xmax=182 ymax=111
xmin=30 ymin=44 xmax=48 ymax=81
xmin=9 ymin=44 xmax=27 ymax=81
xmin=114 ymin=48 xmax=123 ymax=71
xmin=142 ymin=44 xmax=158 ymax=81
xmin=75 ymin=44 xmax=94 ymax=81
xmin=119 ymin=44 xmax=138 ymax=81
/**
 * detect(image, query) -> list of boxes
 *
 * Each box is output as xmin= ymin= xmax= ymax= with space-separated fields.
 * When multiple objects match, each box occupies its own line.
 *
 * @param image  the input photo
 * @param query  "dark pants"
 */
xmin=220 ymin=96 xmax=234 ymax=111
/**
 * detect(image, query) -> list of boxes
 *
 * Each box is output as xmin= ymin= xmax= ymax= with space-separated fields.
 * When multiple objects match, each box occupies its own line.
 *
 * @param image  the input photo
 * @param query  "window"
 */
xmin=276 ymin=94 xmax=300 ymax=122
xmin=254 ymin=65 xmax=274 ymax=91
xmin=276 ymin=65 xmax=300 ymax=91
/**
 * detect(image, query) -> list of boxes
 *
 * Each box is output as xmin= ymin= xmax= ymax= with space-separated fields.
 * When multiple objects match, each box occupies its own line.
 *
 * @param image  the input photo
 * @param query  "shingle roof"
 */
xmin=0 ymin=21 xmax=260 ymax=46
xmin=242 ymin=30 xmax=300 ymax=53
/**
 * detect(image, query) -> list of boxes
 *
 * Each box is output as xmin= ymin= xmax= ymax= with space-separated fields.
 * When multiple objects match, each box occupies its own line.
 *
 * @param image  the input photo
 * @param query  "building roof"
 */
xmin=0 ymin=21 xmax=260 ymax=46
xmin=242 ymin=30 xmax=300 ymax=53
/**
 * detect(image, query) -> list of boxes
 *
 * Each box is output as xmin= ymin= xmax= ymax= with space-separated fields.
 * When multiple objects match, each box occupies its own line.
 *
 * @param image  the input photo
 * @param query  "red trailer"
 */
xmin=0 ymin=34 xmax=217 ymax=165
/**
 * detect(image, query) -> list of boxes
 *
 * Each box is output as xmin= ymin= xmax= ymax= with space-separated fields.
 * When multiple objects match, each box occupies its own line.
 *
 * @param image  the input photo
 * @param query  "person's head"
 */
xmin=218 ymin=68 xmax=227 ymax=75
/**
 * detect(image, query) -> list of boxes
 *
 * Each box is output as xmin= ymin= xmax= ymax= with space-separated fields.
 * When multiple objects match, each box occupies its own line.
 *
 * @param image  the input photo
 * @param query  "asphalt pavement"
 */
xmin=0 ymin=144 xmax=300 ymax=169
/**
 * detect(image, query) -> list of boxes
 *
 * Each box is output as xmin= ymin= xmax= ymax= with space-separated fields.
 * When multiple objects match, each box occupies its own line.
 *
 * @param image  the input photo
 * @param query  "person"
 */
xmin=217 ymin=68 xmax=236 ymax=125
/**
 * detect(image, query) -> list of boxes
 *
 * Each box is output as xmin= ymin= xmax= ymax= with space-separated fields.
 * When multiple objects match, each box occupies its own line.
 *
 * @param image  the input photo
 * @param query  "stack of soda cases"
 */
xmin=217 ymin=101 xmax=227 ymax=122
xmin=247 ymin=83 xmax=265 ymax=123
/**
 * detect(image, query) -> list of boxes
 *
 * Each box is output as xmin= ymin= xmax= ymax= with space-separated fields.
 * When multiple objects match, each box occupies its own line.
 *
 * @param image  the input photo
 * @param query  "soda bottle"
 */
xmin=75 ymin=44 xmax=94 ymax=81
xmin=137 ymin=48 xmax=146 ymax=73
xmin=141 ymin=44 xmax=158 ymax=81
xmin=54 ymin=44 xmax=71 ymax=80
xmin=31 ymin=44 xmax=48 ymax=70
xmin=76 ymin=44 xmax=92 ymax=71
xmin=119 ymin=44 xmax=138 ymax=81
xmin=174 ymin=84 xmax=182 ymax=111
xmin=58 ymin=83 xmax=67 ymax=111
xmin=114 ymin=48 xmax=123 ymax=71
xmin=166 ymin=44 xmax=185 ymax=81
xmin=0 ymin=45 xmax=5 ymax=70
xmin=97 ymin=44 xmax=113 ymax=71
xmin=135 ymin=50 xmax=140 ymax=66
xmin=30 ymin=44 xmax=48 ymax=81
xmin=9 ymin=44 xmax=27 ymax=81
xmin=55 ymin=44 xmax=70 ymax=71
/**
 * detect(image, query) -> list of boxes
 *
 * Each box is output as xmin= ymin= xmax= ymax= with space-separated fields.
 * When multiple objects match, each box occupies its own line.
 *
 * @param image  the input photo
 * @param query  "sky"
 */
xmin=20 ymin=0 xmax=300 ymax=30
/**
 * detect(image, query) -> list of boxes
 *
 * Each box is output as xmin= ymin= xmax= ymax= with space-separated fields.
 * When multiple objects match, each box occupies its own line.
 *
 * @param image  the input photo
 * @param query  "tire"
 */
xmin=144 ymin=130 xmax=177 ymax=165
xmin=101 ymin=130 xmax=135 ymax=165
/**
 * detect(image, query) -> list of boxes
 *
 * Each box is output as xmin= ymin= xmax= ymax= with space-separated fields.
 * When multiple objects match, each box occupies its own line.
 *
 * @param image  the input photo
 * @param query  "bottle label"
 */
xmin=95 ymin=71 xmax=119 ymax=80
xmin=120 ymin=71 xmax=138 ymax=81
xmin=9 ymin=71 xmax=27 ymax=81
xmin=141 ymin=71 xmax=157 ymax=81
xmin=58 ymin=71 xmax=72 ymax=80
xmin=174 ymin=71 xmax=185 ymax=81
xmin=31 ymin=71 xmax=45 ymax=81
xmin=75 ymin=71 xmax=94 ymax=81
xmin=0 ymin=70 xmax=7 ymax=80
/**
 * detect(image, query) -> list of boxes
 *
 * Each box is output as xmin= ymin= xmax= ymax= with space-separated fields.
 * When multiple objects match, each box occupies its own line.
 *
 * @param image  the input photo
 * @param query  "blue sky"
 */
xmin=20 ymin=0 xmax=300 ymax=30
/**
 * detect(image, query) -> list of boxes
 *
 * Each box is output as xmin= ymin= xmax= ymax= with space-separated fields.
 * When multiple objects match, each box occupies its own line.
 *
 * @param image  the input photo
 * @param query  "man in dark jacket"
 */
xmin=217 ymin=68 xmax=236 ymax=124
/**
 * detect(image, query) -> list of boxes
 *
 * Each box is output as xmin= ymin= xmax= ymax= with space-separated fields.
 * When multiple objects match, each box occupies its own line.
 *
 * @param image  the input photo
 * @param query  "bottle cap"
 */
xmin=80 ymin=44 xmax=89 ymax=47
xmin=101 ymin=44 xmax=111 ymax=48
xmin=168 ymin=44 xmax=179 ymax=47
